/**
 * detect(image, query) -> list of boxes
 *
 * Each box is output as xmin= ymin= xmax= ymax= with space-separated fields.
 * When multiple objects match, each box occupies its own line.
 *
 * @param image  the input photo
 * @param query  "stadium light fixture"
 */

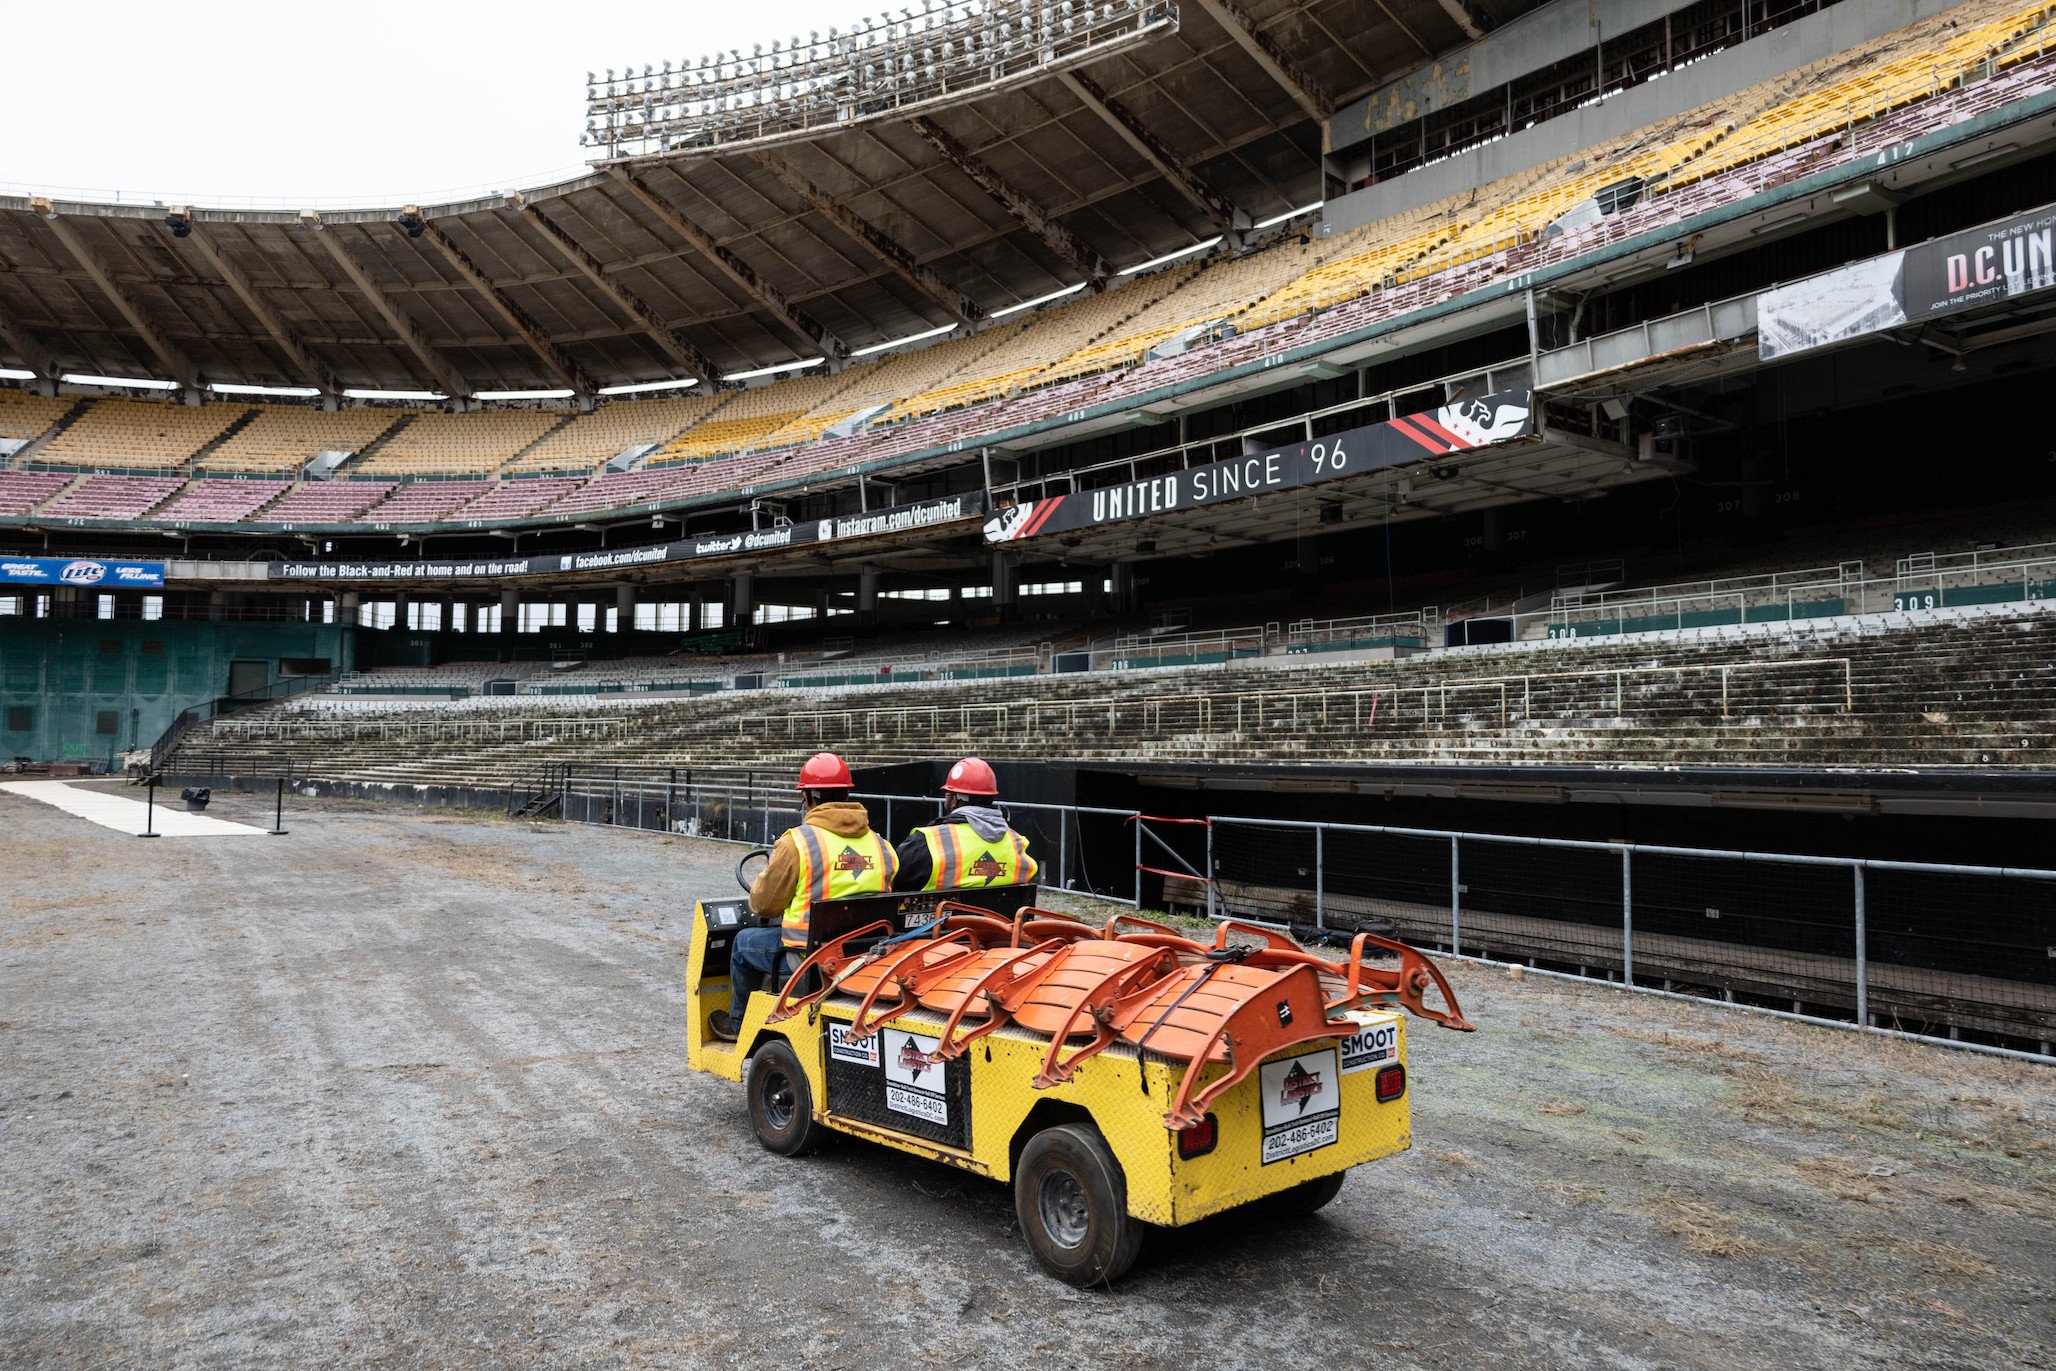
xmin=0 ymin=368 xmax=36 ymax=381
xmin=1253 ymin=202 xmax=1321 ymax=230
xmin=991 ymin=282 xmax=1088 ymax=318
xmin=474 ymin=389 xmax=576 ymax=400
xmin=1120 ymin=237 xmax=1223 ymax=276
xmin=210 ymin=382 xmax=322 ymax=397
xmin=343 ymin=388 xmax=448 ymax=401
xmin=597 ymin=378 xmax=700 ymax=395
xmin=725 ymin=357 xmax=824 ymax=381
xmin=850 ymin=323 xmax=958 ymax=357
xmin=63 ymin=373 xmax=179 ymax=391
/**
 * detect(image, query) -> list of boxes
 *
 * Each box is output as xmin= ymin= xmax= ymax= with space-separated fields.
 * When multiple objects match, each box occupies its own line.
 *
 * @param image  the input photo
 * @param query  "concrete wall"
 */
xmin=1328 ymin=0 xmax=1677 ymax=148
xmin=0 ymin=619 xmax=349 ymax=764
xmin=1320 ymin=0 xmax=1962 ymax=236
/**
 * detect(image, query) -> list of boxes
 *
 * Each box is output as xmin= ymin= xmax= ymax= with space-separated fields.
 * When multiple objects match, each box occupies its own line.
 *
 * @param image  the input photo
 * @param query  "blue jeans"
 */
xmin=727 ymin=924 xmax=790 ymax=1021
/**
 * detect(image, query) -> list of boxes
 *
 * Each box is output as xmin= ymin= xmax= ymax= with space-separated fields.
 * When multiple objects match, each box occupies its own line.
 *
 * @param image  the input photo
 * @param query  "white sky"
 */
xmin=1 ymin=0 xmax=869 ymax=207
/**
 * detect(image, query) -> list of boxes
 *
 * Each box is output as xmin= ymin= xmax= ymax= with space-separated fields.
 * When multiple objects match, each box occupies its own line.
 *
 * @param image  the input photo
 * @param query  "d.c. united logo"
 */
xmin=967 ymin=851 xmax=1008 ymax=884
xmin=832 ymin=845 xmax=876 ymax=876
xmin=1279 ymin=1060 xmax=1323 ymax=1114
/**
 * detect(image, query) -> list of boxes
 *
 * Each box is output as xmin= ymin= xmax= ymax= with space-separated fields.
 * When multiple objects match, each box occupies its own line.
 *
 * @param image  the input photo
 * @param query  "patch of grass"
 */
xmin=1890 ymin=1237 xmax=1997 ymax=1280
xmin=1642 ymin=1197 xmax=1763 ymax=1258
xmin=1431 ymin=1149 xmax=1480 ymax=1171
xmin=1792 ymin=1155 xmax=1884 ymax=1203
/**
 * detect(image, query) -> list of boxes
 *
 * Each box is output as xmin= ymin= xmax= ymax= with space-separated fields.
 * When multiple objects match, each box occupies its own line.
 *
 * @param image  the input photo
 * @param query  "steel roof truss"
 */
xmin=37 ymin=213 xmax=201 ymax=390
xmin=519 ymin=203 xmax=720 ymax=386
xmin=415 ymin=220 xmax=593 ymax=395
xmin=1056 ymin=70 xmax=1247 ymax=233
xmin=310 ymin=226 xmax=473 ymax=398
xmin=607 ymin=167 xmax=847 ymax=362
xmin=753 ymin=152 xmax=983 ymax=329
xmin=178 ymin=225 xmax=341 ymax=396
xmin=908 ymin=116 xmax=1112 ymax=284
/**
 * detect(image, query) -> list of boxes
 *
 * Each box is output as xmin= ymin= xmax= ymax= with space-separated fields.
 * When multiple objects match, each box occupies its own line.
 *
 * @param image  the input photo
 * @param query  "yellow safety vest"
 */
xmin=915 ymin=821 xmax=1037 ymax=891
xmin=783 ymin=824 xmax=895 ymax=947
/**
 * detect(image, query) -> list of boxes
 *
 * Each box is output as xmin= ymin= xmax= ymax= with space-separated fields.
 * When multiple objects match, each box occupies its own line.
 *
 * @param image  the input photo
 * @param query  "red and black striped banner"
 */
xmin=983 ymin=389 xmax=1533 ymax=544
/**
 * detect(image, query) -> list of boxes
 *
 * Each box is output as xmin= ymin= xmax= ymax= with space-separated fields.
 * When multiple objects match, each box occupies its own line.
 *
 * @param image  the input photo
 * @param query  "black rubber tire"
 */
xmin=746 ymin=1038 xmax=826 ymax=1157
xmin=1259 ymin=1170 xmax=1348 ymax=1218
xmin=1013 ymin=1124 xmax=1142 ymax=1287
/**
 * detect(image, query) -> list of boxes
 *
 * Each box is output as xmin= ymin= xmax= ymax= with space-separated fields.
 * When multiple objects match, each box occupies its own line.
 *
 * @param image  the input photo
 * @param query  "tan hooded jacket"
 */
xmin=747 ymin=801 xmax=878 ymax=919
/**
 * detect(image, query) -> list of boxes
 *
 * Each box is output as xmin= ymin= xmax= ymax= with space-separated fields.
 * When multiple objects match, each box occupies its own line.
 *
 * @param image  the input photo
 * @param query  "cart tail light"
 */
xmin=1177 ymin=1113 xmax=1218 ymax=1158
xmin=1374 ymin=1064 xmax=1407 ymax=1103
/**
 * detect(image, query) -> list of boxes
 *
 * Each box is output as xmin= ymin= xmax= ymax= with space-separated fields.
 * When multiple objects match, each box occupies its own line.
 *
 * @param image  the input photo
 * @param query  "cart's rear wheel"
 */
xmin=1014 ymin=1123 xmax=1141 ymax=1287
xmin=747 ymin=1039 xmax=825 ymax=1157
xmin=1261 ymin=1170 xmax=1347 ymax=1217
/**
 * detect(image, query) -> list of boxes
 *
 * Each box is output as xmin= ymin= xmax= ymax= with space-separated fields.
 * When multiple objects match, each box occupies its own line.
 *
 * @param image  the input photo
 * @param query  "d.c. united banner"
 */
xmin=983 ymin=389 xmax=1534 ymax=544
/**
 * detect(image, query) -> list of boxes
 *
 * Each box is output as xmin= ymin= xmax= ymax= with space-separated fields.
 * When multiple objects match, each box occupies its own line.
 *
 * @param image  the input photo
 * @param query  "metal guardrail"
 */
xmin=548 ymin=774 xmax=2055 ymax=1062
xmin=147 ymin=672 xmax=339 ymax=773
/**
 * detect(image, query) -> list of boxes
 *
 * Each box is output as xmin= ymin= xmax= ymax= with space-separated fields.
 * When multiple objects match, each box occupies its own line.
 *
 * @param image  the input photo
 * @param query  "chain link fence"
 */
xmin=557 ymin=773 xmax=2056 ymax=1062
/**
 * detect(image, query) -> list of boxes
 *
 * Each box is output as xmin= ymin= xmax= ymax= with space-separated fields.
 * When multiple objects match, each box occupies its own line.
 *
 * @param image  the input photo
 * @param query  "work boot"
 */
xmin=707 ymin=1009 xmax=741 ymax=1042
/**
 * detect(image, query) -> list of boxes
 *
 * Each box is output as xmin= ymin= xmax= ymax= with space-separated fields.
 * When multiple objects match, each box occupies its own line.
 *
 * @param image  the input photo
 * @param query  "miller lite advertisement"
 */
xmin=1759 ymin=201 xmax=2056 ymax=360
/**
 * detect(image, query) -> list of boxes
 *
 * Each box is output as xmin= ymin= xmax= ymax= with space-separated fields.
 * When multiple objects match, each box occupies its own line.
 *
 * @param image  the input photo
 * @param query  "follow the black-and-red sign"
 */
xmin=982 ymin=389 xmax=1534 ymax=544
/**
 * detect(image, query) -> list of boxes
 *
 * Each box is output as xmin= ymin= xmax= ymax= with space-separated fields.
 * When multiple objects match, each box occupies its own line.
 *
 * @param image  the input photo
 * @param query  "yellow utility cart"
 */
xmin=686 ymin=853 xmax=1471 ymax=1285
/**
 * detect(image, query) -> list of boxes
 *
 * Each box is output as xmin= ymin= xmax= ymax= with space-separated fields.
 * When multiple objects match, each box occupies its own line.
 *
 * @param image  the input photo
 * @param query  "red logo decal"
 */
xmin=895 ymin=1038 xmax=930 ymax=1080
xmin=833 ymin=845 xmax=876 ymax=876
xmin=967 ymin=852 xmax=1008 ymax=883
xmin=1279 ymin=1060 xmax=1323 ymax=1114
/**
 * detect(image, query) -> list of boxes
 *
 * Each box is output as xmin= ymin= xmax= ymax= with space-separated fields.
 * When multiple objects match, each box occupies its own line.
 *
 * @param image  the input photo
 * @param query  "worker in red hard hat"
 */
xmin=893 ymin=757 xmax=1039 ymax=893
xmin=711 ymin=751 xmax=895 ymax=1041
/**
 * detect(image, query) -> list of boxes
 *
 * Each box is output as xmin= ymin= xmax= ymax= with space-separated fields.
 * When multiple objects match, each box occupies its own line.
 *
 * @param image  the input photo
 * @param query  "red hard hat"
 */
xmin=796 ymin=752 xmax=854 ymax=790
xmin=943 ymin=757 xmax=999 ymax=797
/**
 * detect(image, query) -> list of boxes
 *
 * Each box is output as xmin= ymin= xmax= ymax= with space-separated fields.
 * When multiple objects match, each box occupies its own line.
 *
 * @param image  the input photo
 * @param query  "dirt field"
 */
xmin=2 ymin=786 xmax=2050 ymax=1370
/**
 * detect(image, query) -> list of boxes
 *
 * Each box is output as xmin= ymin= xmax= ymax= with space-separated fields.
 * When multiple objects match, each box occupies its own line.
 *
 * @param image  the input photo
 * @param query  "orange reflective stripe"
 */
xmin=785 ymin=824 xmax=831 ymax=945
xmin=798 ymin=825 xmax=831 ymax=907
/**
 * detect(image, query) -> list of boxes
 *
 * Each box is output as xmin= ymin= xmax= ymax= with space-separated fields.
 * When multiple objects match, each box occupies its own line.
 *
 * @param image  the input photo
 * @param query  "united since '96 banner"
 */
xmin=983 ymin=389 xmax=1535 ymax=544
xmin=1759 ymin=201 xmax=2056 ymax=360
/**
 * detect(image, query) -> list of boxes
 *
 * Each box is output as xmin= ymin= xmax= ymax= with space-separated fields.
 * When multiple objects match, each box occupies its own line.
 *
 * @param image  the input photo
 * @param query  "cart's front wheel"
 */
xmin=747 ymin=1039 xmax=825 ymax=1157
xmin=1014 ymin=1124 xmax=1141 ymax=1287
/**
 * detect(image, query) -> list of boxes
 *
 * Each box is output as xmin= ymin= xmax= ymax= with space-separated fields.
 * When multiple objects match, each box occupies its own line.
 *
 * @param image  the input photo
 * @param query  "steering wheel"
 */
xmin=736 ymin=847 xmax=772 ymax=894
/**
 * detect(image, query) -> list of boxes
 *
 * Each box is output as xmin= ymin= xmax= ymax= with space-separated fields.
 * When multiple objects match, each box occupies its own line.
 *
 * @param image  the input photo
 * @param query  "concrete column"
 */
xmin=338 ymin=591 xmax=361 ymax=628
xmin=500 ymin=588 xmax=520 ymax=643
xmin=731 ymin=573 xmax=754 ymax=626
xmin=687 ymin=592 xmax=701 ymax=634
xmin=1482 ymin=506 xmax=1508 ymax=557
xmin=991 ymin=551 xmax=1014 ymax=610
xmin=615 ymin=582 xmax=635 ymax=632
xmin=1110 ymin=563 xmax=1137 ymax=613
xmin=858 ymin=565 xmax=880 ymax=613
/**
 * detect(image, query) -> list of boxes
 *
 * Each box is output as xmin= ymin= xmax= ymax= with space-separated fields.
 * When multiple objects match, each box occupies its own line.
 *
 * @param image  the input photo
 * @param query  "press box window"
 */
xmin=95 ymin=711 xmax=120 ymax=735
xmin=5 ymin=706 xmax=30 ymax=732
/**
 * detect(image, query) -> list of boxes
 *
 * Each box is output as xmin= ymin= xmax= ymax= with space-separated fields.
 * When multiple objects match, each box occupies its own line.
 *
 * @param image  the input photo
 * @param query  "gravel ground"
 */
xmin=2 ymin=786 xmax=2051 ymax=1370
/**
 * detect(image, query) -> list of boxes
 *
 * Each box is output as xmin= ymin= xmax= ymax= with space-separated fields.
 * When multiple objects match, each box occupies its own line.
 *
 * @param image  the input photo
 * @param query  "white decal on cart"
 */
xmin=1340 ymin=1020 xmax=1399 ymax=1075
xmin=1259 ymin=1047 xmax=1342 ymax=1164
xmin=883 ymin=1028 xmax=948 ymax=1125
xmin=828 ymin=1022 xmax=881 ymax=1067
